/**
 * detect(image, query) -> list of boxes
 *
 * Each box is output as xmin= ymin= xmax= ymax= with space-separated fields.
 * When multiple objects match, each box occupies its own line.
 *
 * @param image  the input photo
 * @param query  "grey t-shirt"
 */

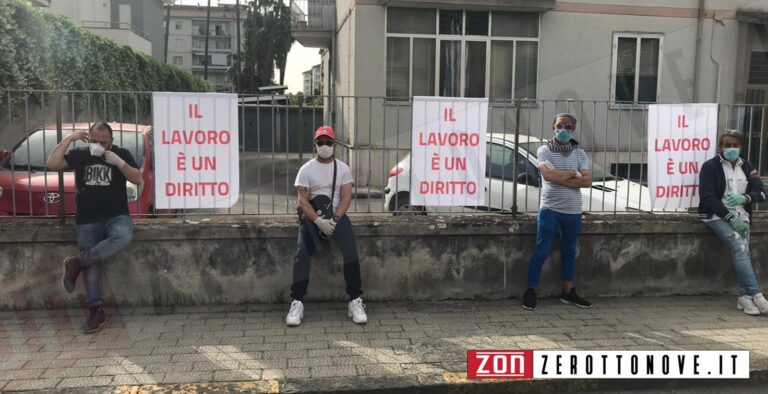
xmin=537 ymin=144 xmax=590 ymax=214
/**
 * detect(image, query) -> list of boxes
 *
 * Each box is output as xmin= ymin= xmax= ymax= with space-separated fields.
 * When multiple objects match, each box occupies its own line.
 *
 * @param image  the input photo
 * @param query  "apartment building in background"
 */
xmin=165 ymin=3 xmax=247 ymax=92
xmin=42 ymin=0 xmax=170 ymax=60
xmin=289 ymin=0 xmax=768 ymax=187
xmin=303 ymin=64 xmax=322 ymax=95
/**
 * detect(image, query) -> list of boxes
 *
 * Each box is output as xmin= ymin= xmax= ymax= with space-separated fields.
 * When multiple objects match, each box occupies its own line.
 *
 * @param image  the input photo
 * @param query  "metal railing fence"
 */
xmin=289 ymin=0 xmax=335 ymax=31
xmin=1 ymin=90 xmax=766 ymax=220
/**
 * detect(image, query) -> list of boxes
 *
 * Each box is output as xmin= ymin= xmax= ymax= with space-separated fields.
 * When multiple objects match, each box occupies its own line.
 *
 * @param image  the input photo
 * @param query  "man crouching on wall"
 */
xmin=285 ymin=126 xmax=367 ymax=327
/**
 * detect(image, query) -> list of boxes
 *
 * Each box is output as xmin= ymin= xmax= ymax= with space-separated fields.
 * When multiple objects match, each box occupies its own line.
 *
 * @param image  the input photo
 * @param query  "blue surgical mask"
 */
xmin=723 ymin=148 xmax=740 ymax=161
xmin=555 ymin=129 xmax=572 ymax=143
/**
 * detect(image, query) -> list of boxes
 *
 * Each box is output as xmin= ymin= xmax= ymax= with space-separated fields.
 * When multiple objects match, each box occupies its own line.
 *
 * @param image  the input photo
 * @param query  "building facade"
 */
xmin=303 ymin=69 xmax=313 ymax=95
xmin=290 ymin=0 xmax=768 ymax=186
xmin=165 ymin=3 xmax=247 ymax=92
xmin=303 ymin=64 xmax=323 ymax=95
xmin=44 ymin=0 xmax=169 ymax=60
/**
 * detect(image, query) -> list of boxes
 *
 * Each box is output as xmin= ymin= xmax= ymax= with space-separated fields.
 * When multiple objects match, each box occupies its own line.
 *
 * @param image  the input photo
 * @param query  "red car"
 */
xmin=0 ymin=123 xmax=155 ymax=218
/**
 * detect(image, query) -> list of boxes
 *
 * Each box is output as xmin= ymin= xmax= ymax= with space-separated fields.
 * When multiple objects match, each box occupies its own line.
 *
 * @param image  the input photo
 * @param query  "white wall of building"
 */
xmin=95 ymin=28 xmax=152 ymax=55
xmin=45 ymin=0 xmax=171 ymax=58
xmin=314 ymin=0 xmax=768 ymax=186
xmin=48 ymin=0 xmax=111 ymax=24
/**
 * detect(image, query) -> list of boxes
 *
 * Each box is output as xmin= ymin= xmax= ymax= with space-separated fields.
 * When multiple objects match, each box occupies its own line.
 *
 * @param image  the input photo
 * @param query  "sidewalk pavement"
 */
xmin=1 ymin=296 xmax=768 ymax=393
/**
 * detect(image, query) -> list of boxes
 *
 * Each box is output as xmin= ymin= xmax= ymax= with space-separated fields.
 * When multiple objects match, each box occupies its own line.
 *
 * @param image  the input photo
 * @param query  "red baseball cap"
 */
xmin=314 ymin=126 xmax=336 ymax=140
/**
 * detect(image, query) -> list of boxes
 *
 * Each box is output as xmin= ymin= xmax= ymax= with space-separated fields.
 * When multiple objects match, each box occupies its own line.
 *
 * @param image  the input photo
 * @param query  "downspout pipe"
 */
xmin=163 ymin=4 xmax=170 ymax=64
xmin=709 ymin=14 xmax=724 ymax=103
xmin=693 ymin=0 xmax=705 ymax=102
xmin=331 ymin=6 xmax=337 ymax=129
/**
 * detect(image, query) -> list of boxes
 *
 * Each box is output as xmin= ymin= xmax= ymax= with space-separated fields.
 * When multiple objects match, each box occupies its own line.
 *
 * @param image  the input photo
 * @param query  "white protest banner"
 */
xmin=647 ymin=103 xmax=718 ymax=209
xmin=411 ymin=97 xmax=487 ymax=206
xmin=152 ymin=92 xmax=239 ymax=209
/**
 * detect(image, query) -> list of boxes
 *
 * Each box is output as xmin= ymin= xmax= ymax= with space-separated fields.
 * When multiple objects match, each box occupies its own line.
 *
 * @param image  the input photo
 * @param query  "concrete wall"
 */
xmin=110 ymin=0 xmax=166 ymax=60
xmin=353 ymin=5 xmax=386 ymax=99
xmin=47 ymin=0 xmax=111 ymax=25
xmin=139 ymin=0 xmax=166 ymax=61
xmin=46 ymin=0 xmax=156 ymax=57
xmin=1 ymin=215 xmax=765 ymax=310
xmin=90 ymin=28 xmax=152 ymax=55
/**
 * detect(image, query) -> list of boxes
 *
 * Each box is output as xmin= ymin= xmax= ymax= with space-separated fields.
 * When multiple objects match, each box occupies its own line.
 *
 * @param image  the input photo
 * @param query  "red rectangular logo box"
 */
xmin=467 ymin=350 xmax=534 ymax=379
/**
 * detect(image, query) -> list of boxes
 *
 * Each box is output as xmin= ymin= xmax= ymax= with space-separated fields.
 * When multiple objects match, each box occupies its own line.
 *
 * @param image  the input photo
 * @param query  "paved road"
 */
xmin=2 ymin=296 xmax=768 ymax=392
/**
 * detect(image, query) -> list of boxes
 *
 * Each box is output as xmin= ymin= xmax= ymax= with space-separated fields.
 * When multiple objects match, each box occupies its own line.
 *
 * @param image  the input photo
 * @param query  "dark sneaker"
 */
xmin=81 ymin=307 xmax=106 ymax=334
xmin=62 ymin=255 xmax=82 ymax=293
xmin=560 ymin=289 xmax=592 ymax=308
xmin=522 ymin=288 xmax=537 ymax=311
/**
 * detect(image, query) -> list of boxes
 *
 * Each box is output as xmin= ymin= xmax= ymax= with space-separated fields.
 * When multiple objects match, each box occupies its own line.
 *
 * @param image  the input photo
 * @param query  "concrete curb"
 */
xmin=266 ymin=370 xmax=768 ymax=393
xmin=21 ymin=369 xmax=768 ymax=394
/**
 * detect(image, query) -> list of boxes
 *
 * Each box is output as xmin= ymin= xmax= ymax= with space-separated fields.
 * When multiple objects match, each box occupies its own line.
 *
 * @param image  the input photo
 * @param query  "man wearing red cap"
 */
xmin=286 ymin=126 xmax=367 ymax=326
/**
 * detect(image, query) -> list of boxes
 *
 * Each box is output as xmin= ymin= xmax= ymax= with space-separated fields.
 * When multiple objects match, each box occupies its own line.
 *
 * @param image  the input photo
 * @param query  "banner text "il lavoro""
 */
xmin=411 ymin=97 xmax=487 ymax=206
xmin=152 ymin=92 xmax=240 ymax=209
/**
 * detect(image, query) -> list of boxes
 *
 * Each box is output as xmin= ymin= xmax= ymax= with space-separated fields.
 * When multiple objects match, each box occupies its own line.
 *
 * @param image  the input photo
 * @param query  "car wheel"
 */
xmin=393 ymin=194 xmax=425 ymax=216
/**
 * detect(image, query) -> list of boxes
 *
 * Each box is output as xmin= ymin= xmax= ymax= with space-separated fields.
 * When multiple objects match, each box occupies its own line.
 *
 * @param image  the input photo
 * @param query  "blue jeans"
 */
xmin=704 ymin=219 xmax=760 ymax=296
xmin=526 ymin=209 xmax=582 ymax=288
xmin=290 ymin=215 xmax=363 ymax=301
xmin=75 ymin=215 xmax=133 ymax=307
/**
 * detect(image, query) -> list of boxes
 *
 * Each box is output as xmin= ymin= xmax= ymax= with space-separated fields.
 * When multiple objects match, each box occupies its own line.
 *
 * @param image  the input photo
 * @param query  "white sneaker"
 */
xmin=348 ymin=297 xmax=368 ymax=324
xmin=286 ymin=300 xmax=304 ymax=326
xmin=752 ymin=293 xmax=768 ymax=314
xmin=737 ymin=295 xmax=760 ymax=316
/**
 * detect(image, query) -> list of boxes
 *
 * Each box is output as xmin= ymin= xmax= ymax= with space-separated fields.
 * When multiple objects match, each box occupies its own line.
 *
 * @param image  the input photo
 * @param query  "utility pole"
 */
xmin=236 ymin=0 xmax=241 ymax=93
xmin=163 ymin=4 xmax=171 ymax=63
xmin=204 ymin=0 xmax=211 ymax=80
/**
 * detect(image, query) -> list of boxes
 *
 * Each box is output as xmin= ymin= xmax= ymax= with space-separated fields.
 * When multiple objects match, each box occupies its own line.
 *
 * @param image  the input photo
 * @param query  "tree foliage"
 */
xmin=0 ymin=0 xmax=212 ymax=94
xmin=230 ymin=0 xmax=293 ymax=93
xmin=0 ymin=0 xmax=213 ymax=123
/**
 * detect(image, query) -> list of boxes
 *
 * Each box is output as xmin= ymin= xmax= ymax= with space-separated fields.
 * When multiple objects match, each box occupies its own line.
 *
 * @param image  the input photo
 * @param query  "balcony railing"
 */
xmin=81 ymin=20 xmax=150 ymax=41
xmin=290 ymin=0 xmax=335 ymax=31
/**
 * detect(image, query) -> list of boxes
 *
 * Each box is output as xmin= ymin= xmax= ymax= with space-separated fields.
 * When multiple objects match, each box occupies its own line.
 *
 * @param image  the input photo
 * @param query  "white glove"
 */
xmin=313 ymin=217 xmax=336 ymax=236
xmin=103 ymin=151 xmax=125 ymax=169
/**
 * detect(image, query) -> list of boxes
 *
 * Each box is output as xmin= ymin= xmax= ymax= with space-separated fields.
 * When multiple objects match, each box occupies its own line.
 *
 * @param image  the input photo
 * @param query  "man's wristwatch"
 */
xmin=332 ymin=214 xmax=341 ymax=223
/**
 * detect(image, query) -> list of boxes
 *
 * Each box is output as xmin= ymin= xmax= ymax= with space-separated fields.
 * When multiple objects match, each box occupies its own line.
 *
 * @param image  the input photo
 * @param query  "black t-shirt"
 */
xmin=64 ymin=146 xmax=139 ymax=224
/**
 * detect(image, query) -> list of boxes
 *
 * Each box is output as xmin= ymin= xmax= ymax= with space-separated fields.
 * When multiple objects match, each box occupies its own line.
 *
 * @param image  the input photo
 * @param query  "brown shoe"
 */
xmin=62 ymin=255 xmax=82 ymax=293
xmin=81 ymin=306 xmax=105 ymax=334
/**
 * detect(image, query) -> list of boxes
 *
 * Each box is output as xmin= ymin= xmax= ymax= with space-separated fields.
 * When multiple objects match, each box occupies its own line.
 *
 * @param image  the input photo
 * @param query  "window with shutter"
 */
xmin=611 ymin=33 xmax=662 ymax=104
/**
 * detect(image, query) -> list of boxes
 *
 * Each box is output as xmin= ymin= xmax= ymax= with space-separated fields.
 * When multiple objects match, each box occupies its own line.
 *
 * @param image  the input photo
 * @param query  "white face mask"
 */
xmin=317 ymin=145 xmax=334 ymax=159
xmin=89 ymin=142 xmax=106 ymax=157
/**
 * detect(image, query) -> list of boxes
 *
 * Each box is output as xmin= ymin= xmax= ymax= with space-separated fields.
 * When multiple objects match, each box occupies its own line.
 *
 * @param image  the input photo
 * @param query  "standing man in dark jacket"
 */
xmin=699 ymin=132 xmax=767 ymax=315
xmin=47 ymin=122 xmax=143 ymax=333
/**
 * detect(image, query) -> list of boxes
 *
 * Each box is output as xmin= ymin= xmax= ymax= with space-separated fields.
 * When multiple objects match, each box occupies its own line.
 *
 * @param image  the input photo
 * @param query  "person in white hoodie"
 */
xmin=285 ymin=126 xmax=367 ymax=326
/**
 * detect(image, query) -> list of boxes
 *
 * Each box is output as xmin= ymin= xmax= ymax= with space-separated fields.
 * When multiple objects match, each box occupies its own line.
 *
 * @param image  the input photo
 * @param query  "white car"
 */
xmin=383 ymin=134 xmax=652 ymax=214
